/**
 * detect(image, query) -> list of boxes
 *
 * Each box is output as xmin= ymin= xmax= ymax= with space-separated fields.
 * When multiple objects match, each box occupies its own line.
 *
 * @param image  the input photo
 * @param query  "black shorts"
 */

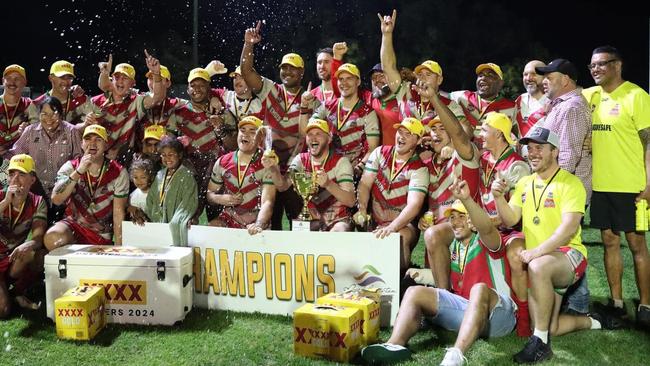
xmin=590 ymin=191 xmax=637 ymax=232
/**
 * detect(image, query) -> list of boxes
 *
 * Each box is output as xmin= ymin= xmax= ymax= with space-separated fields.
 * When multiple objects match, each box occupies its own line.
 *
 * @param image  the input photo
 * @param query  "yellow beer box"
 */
xmin=293 ymin=303 xmax=363 ymax=362
xmin=55 ymin=285 xmax=106 ymax=340
xmin=317 ymin=292 xmax=380 ymax=345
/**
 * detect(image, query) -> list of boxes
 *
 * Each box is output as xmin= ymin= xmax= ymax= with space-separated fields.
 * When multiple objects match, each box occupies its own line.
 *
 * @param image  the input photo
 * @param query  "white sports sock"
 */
xmin=533 ymin=329 xmax=548 ymax=344
xmin=638 ymin=304 xmax=650 ymax=311
xmin=613 ymin=298 xmax=624 ymax=308
xmin=589 ymin=317 xmax=602 ymax=329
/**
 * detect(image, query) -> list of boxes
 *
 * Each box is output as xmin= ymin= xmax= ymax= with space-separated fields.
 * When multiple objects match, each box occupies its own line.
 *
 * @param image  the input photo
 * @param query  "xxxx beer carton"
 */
xmin=316 ymin=292 xmax=380 ymax=345
xmin=54 ymin=286 xmax=106 ymax=340
xmin=293 ymin=303 xmax=363 ymax=362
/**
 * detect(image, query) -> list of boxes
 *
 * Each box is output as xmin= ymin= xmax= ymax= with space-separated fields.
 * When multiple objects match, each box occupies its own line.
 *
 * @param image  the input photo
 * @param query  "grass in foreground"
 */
xmin=1 ymin=220 xmax=649 ymax=365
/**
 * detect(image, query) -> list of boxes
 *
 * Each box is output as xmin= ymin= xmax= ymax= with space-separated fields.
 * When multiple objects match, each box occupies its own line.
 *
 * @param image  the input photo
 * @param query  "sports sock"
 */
xmin=589 ymin=317 xmax=602 ymax=329
xmin=533 ymin=329 xmax=548 ymax=344
xmin=613 ymin=298 xmax=624 ymax=308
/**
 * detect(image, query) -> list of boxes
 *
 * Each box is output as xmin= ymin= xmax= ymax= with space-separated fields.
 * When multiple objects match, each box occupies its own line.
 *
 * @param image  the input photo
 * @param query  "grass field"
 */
xmin=1 ymin=214 xmax=649 ymax=366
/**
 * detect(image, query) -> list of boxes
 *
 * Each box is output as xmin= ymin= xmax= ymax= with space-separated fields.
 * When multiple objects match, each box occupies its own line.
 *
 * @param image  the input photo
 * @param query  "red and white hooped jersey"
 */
xmin=0 ymin=191 xmax=47 ymax=254
xmin=396 ymin=83 xmax=464 ymax=125
xmin=449 ymin=90 xmax=516 ymax=145
xmin=478 ymin=147 xmax=529 ymax=217
xmin=33 ymin=91 xmax=94 ymax=125
xmin=0 ymin=96 xmax=39 ymax=150
xmin=514 ymin=93 xmax=548 ymax=138
xmin=90 ymin=92 xmax=147 ymax=151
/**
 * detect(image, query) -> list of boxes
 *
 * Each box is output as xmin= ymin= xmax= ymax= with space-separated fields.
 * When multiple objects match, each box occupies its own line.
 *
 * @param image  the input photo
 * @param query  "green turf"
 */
xmin=1 ymin=216 xmax=649 ymax=365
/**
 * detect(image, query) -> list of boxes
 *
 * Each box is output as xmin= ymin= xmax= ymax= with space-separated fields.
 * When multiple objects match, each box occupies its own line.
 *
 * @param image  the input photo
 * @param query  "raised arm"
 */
xmin=97 ymin=54 xmax=113 ymax=93
xmin=142 ymin=49 xmax=165 ymax=109
xmin=240 ymin=21 xmax=264 ymax=94
xmin=451 ymin=178 xmax=501 ymax=250
xmin=378 ymin=9 xmax=402 ymax=93
xmin=492 ymin=171 xmax=522 ymax=227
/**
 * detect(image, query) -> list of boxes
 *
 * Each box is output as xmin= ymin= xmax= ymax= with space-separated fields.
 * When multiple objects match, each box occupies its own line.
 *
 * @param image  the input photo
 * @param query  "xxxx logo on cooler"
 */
xmin=80 ymin=279 xmax=147 ymax=305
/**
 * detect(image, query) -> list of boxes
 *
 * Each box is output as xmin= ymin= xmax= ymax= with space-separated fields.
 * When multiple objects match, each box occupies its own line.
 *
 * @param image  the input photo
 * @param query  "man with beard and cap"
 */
xmin=0 ymin=154 xmax=48 ymax=315
xmin=0 ymin=65 xmax=39 ymax=155
xmin=450 ymin=62 xmax=517 ymax=147
xmin=85 ymin=51 xmax=165 ymax=163
xmin=207 ymin=116 xmax=275 ymax=235
xmin=266 ymin=119 xmax=355 ymax=231
xmin=495 ymin=126 xmax=613 ymax=364
xmin=514 ymin=60 xmax=548 ymax=140
xmin=584 ymin=45 xmax=650 ymax=329
xmin=44 ymin=125 xmax=129 ymax=249
xmin=240 ymin=20 xmax=317 ymax=230
xmin=355 ymin=117 xmax=429 ymax=273
xmin=33 ymin=60 xmax=93 ymax=125
xmin=302 ymin=63 xmax=380 ymax=178
xmin=378 ymin=10 xmax=471 ymax=137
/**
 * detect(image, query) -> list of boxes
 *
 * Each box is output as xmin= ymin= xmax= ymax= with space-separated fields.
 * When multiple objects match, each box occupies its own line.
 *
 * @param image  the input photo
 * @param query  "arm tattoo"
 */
xmin=54 ymin=177 xmax=74 ymax=195
xmin=639 ymin=127 xmax=650 ymax=151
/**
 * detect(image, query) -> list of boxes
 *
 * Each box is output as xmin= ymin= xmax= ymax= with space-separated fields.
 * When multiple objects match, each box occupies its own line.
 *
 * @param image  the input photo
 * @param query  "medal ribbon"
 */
xmin=86 ymin=161 xmax=107 ymax=205
xmin=2 ymin=96 xmax=22 ymax=130
xmin=482 ymin=146 xmax=513 ymax=187
xmin=234 ymin=97 xmax=253 ymax=121
xmin=159 ymin=167 xmax=178 ymax=207
xmin=531 ymin=168 xmax=561 ymax=217
xmin=235 ymin=149 xmax=259 ymax=190
xmin=454 ymin=233 xmax=478 ymax=273
xmin=281 ymin=86 xmax=302 ymax=119
xmin=336 ymin=98 xmax=361 ymax=131
xmin=8 ymin=199 xmax=27 ymax=231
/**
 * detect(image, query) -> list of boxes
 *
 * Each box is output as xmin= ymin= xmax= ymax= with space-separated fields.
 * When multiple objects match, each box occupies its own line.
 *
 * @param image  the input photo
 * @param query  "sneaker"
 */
xmin=440 ymin=347 xmax=467 ymax=366
xmin=636 ymin=305 xmax=650 ymax=329
xmin=513 ymin=336 xmax=553 ymax=364
xmin=592 ymin=299 xmax=628 ymax=318
xmin=590 ymin=310 xmax=627 ymax=330
xmin=361 ymin=343 xmax=412 ymax=364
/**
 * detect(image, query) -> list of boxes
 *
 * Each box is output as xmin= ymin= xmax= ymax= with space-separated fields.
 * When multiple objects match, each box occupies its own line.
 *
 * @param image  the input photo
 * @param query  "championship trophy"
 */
xmin=290 ymin=170 xmax=318 ymax=231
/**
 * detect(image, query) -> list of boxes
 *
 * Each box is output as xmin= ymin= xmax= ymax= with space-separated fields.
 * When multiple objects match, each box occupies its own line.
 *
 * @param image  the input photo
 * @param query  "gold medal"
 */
xmin=89 ymin=202 xmax=96 ymax=211
xmin=482 ymin=193 xmax=490 ymax=202
xmin=4 ymin=135 xmax=12 ymax=141
xmin=533 ymin=216 xmax=540 ymax=225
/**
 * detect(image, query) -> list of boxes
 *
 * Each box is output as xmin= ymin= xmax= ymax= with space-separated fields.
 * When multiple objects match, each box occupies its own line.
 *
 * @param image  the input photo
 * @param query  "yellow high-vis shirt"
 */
xmin=583 ymin=82 xmax=650 ymax=193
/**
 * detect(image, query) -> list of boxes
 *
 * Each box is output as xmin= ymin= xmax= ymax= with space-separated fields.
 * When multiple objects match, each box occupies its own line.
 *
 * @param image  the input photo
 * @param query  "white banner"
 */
xmin=122 ymin=222 xmax=401 ymax=325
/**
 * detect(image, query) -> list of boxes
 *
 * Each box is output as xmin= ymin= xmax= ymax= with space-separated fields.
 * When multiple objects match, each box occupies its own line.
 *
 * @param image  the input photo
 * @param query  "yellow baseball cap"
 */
xmin=143 ymin=125 xmax=165 ymax=141
xmin=393 ymin=117 xmax=425 ymax=137
xmin=8 ymin=154 xmax=35 ymax=174
xmin=280 ymin=53 xmax=304 ymax=69
xmin=83 ymin=124 xmax=108 ymax=142
xmin=305 ymin=119 xmax=330 ymax=134
xmin=50 ymin=60 xmax=75 ymax=78
xmin=428 ymin=116 xmax=442 ymax=126
xmin=146 ymin=65 xmax=171 ymax=81
xmin=238 ymin=115 xmax=263 ymax=129
xmin=484 ymin=112 xmax=514 ymax=145
xmin=187 ymin=67 xmax=210 ymax=83
xmin=443 ymin=199 xmax=468 ymax=218
xmin=229 ymin=65 xmax=242 ymax=78
xmin=113 ymin=63 xmax=136 ymax=80
xmin=3 ymin=64 xmax=26 ymax=80
xmin=334 ymin=63 xmax=361 ymax=79
xmin=414 ymin=60 xmax=442 ymax=76
xmin=475 ymin=63 xmax=503 ymax=80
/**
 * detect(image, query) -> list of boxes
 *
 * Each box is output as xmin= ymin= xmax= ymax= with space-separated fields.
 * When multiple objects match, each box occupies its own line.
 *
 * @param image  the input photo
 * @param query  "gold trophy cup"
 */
xmin=290 ymin=170 xmax=319 ymax=221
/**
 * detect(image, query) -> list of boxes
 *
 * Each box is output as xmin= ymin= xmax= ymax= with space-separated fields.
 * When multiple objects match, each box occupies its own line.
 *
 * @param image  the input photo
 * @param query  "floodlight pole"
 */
xmin=193 ymin=0 xmax=199 ymax=67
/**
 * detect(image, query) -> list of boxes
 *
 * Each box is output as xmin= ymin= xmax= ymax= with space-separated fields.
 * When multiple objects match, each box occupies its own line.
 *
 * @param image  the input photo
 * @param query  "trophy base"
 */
xmin=292 ymin=220 xmax=312 ymax=232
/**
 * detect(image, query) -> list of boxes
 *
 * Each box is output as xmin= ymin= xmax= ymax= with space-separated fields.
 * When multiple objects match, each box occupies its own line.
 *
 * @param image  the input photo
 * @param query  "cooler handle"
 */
xmin=157 ymin=261 xmax=166 ymax=281
xmin=182 ymin=273 xmax=194 ymax=287
xmin=58 ymin=259 xmax=67 ymax=278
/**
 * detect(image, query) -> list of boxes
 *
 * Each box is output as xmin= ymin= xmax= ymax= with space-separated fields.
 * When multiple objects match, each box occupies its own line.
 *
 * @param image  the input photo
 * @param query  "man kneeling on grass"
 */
xmin=361 ymin=178 xmax=515 ymax=366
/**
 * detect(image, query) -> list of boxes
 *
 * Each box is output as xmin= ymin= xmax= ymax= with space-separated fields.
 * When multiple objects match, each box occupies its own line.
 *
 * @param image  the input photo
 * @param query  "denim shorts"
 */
xmin=428 ymin=288 xmax=516 ymax=337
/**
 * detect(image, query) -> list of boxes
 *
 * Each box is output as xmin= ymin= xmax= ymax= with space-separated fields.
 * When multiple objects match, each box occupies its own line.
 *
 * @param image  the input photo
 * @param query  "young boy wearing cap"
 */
xmin=266 ymin=118 xmax=355 ymax=231
xmin=0 ymin=154 xmax=48 ymax=317
xmin=207 ymin=116 xmax=275 ymax=235
xmin=356 ymin=117 xmax=428 ymax=272
xmin=493 ymin=126 xmax=608 ymax=363
xmin=303 ymin=62 xmax=380 ymax=178
xmin=449 ymin=62 xmax=517 ymax=146
xmin=240 ymin=21 xmax=316 ymax=230
xmin=45 ymin=125 xmax=129 ymax=249
xmin=0 ymin=64 xmax=39 ymax=154
xmin=33 ymin=60 xmax=93 ymax=125
xmin=362 ymin=178 xmax=516 ymax=366
xmin=86 ymin=51 xmax=165 ymax=163
xmin=378 ymin=10 xmax=471 ymax=137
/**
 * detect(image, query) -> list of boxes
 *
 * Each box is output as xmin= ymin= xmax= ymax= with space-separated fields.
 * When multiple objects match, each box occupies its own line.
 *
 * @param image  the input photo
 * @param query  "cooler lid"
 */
xmin=44 ymin=245 xmax=192 ymax=268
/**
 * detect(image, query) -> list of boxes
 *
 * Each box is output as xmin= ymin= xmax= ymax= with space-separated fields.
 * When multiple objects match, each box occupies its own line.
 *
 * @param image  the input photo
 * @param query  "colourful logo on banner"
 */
xmin=353 ymin=265 xmax=386 ymax=286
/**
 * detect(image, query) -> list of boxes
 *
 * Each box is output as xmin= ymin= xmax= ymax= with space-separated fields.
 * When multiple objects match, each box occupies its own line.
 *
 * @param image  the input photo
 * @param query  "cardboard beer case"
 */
xmin=55 ymin=285 xmax=106 ymax=340
xmin=293 ymin=303 xmax=363 ymax=362
xmin=45 ymin=245 xmax=193 ymax=325
xmin=316 ymin=292 xmax=380 ymax=345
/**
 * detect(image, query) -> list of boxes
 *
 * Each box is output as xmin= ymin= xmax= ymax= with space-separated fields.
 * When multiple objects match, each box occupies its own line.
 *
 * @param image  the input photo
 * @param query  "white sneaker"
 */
xmin=440 ymin=347 xmax=467 ymax=366
xmin=361 ymin=343 xmax=412 ymax=363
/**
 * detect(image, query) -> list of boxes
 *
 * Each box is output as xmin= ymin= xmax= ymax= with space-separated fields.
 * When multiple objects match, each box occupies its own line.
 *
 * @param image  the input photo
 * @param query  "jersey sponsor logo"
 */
xmin=609 ymin=104 xmax=620 ymax=116
xmin=592 ymin=124 xmax=612 ymax=131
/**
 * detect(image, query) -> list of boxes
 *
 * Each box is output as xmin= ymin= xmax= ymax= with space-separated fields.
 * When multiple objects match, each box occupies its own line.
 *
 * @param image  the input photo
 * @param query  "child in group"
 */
xmin=145 ymin=137 xmax=198 ymax=246
xmin=128 ymin=159 xmax=155 ymax=225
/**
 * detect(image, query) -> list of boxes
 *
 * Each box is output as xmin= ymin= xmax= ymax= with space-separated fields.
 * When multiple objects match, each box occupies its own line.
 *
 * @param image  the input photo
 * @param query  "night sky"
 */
xmin=4 ymin=0 xmax=648 ymax=97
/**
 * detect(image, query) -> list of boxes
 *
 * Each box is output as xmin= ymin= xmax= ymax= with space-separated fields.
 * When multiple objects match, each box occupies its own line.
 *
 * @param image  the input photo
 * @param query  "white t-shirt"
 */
xmin=129 ymin=188 xmax=149 ymax=211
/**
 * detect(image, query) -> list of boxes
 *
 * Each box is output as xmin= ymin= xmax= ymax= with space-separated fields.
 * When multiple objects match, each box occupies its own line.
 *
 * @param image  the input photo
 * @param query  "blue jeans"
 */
xmin=562 ymin=270 xmax=590 ymax=314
